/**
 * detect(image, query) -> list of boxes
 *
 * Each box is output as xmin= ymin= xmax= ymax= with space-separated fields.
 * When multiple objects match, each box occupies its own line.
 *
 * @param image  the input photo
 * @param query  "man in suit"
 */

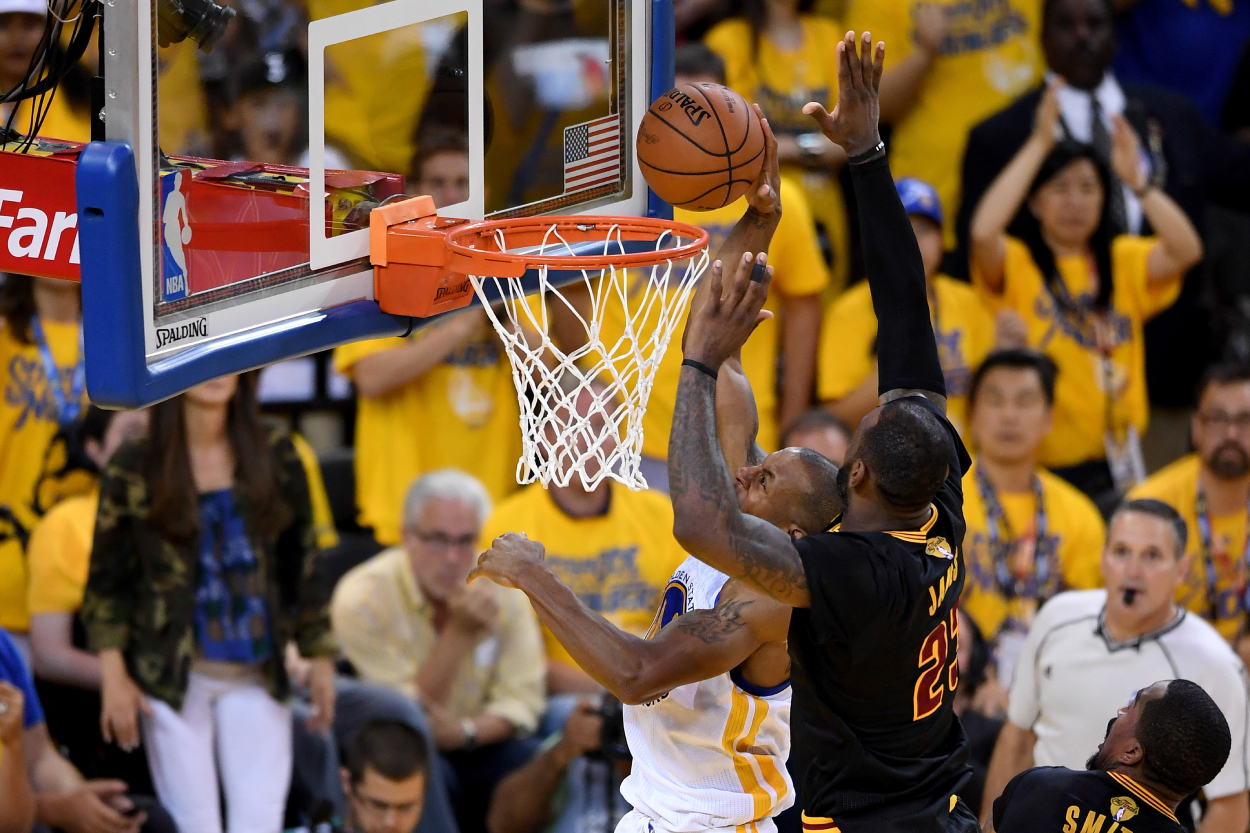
xmin=954 ymin=0 xmax=1250 ymax=408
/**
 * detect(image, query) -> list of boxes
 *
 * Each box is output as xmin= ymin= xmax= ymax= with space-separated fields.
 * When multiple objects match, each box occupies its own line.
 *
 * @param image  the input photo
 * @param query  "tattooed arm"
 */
xmin=469 ymin=534 xmax=788 ymax=704
xmin=670 ymin=250 xmax=813 ymax=608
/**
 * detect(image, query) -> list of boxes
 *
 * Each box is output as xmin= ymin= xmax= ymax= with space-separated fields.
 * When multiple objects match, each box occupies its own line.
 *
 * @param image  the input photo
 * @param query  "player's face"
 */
xmin=1042 ymin=0 xmax=1117 ymax=91
xmin=344 ymin=767 xmax=426 ymax=833
xmin=1193 ymin=381 xmax=1250 ymax=481
xmin=403 ymin=498 xmax=483 ymax=602
xmin=1101 ymin=511 xmax=1187 ymax=619
xmin=909 ymin=216 xmax=943 ymax=282
xmin=415 ymin=151 xmax=471 ymax=210
xmin=968 ymin=367 xmax=1052 ymax=465
xmin=1086 ymin=682 xmax=1167 ymax=771
xmin=735 ymin=448 xmax=806 ymax=532
xmin=785 ymin=427 xmax=849 ymax=467
xmin=183 ymin=374 xmax=240 ymax=408
xmin=1027 ymin=158 xmax=1103 ymax=251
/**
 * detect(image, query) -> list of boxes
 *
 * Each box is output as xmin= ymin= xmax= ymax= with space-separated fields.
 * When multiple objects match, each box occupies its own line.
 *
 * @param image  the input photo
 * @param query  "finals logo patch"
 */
xmin=926 ymin=536 xmax=954 ymax=560
xmin=1110 ymin=796 xmax=1139 ymax=822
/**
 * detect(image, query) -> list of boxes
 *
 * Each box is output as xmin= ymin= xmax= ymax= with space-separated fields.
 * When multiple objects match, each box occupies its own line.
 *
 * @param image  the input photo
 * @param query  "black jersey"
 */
xmin=993 ymin=768 xmax=1184 ymax=833
xmin=788 ymin=396 xmax=972 ymax=833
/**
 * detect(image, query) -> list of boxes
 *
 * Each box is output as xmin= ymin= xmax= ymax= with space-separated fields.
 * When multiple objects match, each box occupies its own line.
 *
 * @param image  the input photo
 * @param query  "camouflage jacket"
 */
xmin=80 ymin=424 xmax=338 ymax=709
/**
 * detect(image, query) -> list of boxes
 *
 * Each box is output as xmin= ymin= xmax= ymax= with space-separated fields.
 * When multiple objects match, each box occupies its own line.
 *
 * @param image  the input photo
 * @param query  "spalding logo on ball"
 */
xmin=636 ymin=83 xmax=765 ymax=211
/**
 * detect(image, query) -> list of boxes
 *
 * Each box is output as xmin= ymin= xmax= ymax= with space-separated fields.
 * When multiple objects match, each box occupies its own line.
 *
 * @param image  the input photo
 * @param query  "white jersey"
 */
xmin=620 ymin=557 xmax=793 ymax=833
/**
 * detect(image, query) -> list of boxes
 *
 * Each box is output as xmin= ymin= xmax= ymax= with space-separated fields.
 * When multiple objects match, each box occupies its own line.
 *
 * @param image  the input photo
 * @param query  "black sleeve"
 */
xmin=848 ymin=153 xmax=945 ymax=398
xmin=992 ymin=769 xmax=1032 ymax=832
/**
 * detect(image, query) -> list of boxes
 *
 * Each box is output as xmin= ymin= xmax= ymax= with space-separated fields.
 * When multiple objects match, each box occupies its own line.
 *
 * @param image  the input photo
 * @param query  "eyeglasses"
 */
xmin=1197 ymin=411 xmax=1250 ymax=432
xmin=408 ymin=529 xmax=478 ymax=550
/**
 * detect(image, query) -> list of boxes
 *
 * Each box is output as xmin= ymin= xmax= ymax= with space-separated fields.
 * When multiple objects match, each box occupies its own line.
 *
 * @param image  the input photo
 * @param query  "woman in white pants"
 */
xmin=81 ymin=372 xmax=339 ymax=833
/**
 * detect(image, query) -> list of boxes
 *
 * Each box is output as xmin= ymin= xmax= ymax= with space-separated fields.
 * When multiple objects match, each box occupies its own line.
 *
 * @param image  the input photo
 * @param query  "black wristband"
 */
xmin=682 ymin=358 xmax=718 ymax=380
xmin=847 ymin=140 xmax=886 ymax=165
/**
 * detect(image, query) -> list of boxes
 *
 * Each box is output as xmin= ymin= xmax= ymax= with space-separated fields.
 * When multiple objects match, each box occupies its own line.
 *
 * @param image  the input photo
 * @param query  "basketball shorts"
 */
xmin=615 ymin=809 xmax=780 ymax=833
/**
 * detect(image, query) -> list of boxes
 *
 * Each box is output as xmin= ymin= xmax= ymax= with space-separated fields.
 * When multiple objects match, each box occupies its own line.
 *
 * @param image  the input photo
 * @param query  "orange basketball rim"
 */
xmin=369 ymin=194 xmax=710 ymax=319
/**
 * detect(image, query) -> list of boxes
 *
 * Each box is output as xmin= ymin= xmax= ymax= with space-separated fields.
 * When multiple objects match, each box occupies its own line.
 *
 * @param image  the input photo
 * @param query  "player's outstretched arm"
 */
xmin=804 ymin=31 xmax=946 ymax=412
xmin=468 ymin=536 xmax=787 ymax=704
xmin=671 ymin=253 xmax=811 ymax=608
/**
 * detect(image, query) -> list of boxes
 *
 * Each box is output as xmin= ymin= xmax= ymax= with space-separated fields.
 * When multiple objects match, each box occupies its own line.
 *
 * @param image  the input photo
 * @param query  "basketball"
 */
xmin=636 ymin=83 xmax=766 ymax=211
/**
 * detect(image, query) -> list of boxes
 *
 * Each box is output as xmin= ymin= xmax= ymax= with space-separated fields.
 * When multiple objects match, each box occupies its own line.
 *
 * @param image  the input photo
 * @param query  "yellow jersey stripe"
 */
xmin=740 ymin=695 xmax=779 ymax=819
xmin=886 ymin=505 xmax=939 ymax=542
xmin=1107 ymin=773 xmax=1178 ymax=822
xmin=800 ymin=811 xmax=840 ymax=832
xmin=723 ymin=689 xmax=767 ymax=817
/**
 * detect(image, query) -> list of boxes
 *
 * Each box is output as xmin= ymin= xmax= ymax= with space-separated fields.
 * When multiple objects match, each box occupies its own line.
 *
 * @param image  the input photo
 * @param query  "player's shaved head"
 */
xmin=1089 ymin=680 xmax=1231 ymax=800
xmin=734 ymin=448 xmax=843 ymax=539
xmin=1138 ymin=680 xmax=1231 ymax=796
xmin=844 ymin=399 xmax=951 ymax=513
xmin=789 ymin=447 xmax=842 ymax=534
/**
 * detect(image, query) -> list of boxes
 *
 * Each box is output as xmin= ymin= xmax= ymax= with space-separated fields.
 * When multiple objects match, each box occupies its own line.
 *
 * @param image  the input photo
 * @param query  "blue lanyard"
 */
xmin=1194 ymin=485 xmax=1250 ymax=620
xmin=976 ymin=464 xmax=1054 ymax=601
xmin=30 ymin=315 xmax=86 ymax=427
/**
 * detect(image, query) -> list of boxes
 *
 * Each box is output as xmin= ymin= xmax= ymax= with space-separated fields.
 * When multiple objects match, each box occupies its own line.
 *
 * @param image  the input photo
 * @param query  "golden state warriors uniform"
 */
xmin=618 ymin=557 xmax=793 ymax=833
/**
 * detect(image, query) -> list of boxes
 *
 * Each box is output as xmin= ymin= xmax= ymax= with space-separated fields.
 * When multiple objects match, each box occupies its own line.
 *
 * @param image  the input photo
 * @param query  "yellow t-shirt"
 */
xmin=158 ymin=41 xmax=210 ymax=156
xmin=290 ymin=432 xmax=340 ymax=551
xmin=311 ymin=0 xmax=436 ymax=172
xmin=846 ymin=0 xmax=1043 ymax=247
xmin=5 ymin=90 xmax=91 ymax=144
xmin=704 ymin=16 xmax=851 ymax=290
xmin=600 ymin=178 xmax=828 ymax=458
xmin=817 ymin=274 xmax=994 ymax=438
xmin=27 ymin=490 xmax=97 ymax=617
xmin=973 ymin=236 xmax=1181 ymax=469
xmin=334 ymin=329 xmax=522 ymax=546
xmin=960 ymin=460 xmax=1105 ymax=641
xmin=1129 ymin=454 xmax=1248 ymax=641
xmin=480 ymin=483 xmax=687 ymax=670
xmin=0 ymin=319 xmax=86 ymax=632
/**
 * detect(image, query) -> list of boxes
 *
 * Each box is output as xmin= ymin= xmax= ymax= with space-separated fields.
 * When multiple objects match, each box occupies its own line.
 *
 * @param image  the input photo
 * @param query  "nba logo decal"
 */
xmin=160 ymin=170 xmax=193 ymax=301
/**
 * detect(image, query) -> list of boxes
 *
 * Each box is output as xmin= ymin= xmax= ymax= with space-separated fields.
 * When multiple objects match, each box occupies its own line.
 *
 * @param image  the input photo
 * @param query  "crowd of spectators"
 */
xmin=4 ymin=0 xmax=1250 ymax=830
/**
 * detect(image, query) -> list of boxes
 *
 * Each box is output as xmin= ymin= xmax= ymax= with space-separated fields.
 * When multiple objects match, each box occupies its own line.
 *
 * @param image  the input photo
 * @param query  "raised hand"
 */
xmin=682 ymin=251 xmax=774 ymax=370
xmin=746 ymin=104 xmax=782 ymax=217
xmin=468 ymin=532 xmax=547 ymax=590
xmin=914 ymin=4 xmax=949 ymax=56
xmin=802 ymin=31 xmax=884 ymax=158
xmin=1110 ymin=114 xmax=1147 ymax=192
xmin=1031 ymin=82 xmax=1061 ymax=151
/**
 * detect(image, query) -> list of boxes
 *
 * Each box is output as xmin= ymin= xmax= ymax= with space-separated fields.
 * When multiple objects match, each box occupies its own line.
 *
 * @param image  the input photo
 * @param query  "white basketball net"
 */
xmin=468 ymin=224 xmax=709 ymax=491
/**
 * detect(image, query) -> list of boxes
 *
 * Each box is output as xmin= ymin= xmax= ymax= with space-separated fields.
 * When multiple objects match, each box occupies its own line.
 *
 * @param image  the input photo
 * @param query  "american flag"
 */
xmin=563 ymin=114 xmax=621 ymax=194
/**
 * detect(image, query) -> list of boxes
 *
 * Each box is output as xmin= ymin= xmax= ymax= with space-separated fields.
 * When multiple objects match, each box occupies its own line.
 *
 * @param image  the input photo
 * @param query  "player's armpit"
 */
xmin=621 ymin=580 xmax=790 ymax=704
